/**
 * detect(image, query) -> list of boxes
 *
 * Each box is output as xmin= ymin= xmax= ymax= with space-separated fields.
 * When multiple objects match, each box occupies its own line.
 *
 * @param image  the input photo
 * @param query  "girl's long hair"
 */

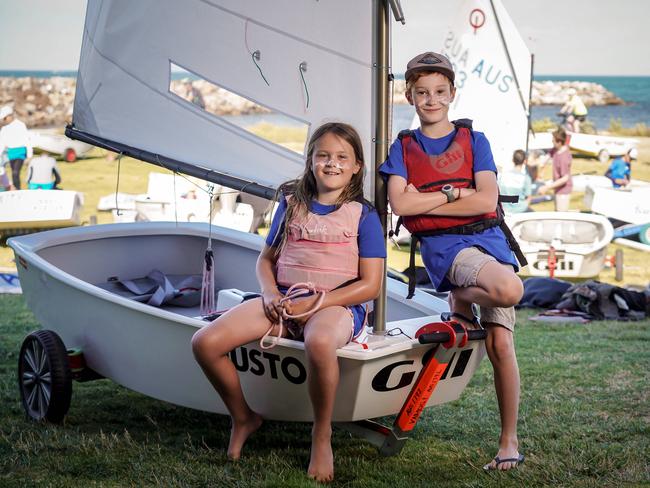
xmin=272 ymin=122 xmax=366 ymax=256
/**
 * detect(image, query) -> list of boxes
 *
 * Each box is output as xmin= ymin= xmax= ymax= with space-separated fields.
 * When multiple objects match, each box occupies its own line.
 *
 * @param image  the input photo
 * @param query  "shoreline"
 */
xmin=0 ymin=76 xmax=633 ymax=129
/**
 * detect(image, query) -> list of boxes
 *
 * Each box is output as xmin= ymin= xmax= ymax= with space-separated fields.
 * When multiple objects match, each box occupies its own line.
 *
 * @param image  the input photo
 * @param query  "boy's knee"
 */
xmin=486 ymin=330 xmax=515 ymax=363
xmin=490 ymin=277 xmax=523 ymax=307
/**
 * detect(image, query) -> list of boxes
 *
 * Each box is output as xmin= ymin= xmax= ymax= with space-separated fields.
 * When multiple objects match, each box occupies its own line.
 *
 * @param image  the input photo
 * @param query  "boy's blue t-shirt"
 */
xmin=379 ymin=128 xmax=518 ymax=292
xmin=606 ymin=157 xmax=630 ymax=188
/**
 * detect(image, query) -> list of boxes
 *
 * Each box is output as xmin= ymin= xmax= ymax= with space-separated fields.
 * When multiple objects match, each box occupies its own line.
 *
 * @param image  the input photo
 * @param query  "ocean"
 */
xmin=2 ymin=70 xmax=649 ymax=132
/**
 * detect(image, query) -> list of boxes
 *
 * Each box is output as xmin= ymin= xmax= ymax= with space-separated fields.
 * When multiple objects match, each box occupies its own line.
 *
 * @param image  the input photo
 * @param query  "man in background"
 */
xmin=560 ymin=88 xmax=588 ymax=133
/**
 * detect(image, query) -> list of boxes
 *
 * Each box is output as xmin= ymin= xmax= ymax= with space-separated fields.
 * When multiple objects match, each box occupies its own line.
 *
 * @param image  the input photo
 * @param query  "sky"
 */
xmin=1 ymin=0 xmax=649 ymax=76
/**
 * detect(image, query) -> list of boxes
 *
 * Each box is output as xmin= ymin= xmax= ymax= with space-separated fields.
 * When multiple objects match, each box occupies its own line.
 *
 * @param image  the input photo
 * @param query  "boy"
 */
xmin=27 ymin=150 xmax=61 ymax=190
xmin=380 ymin=52 xmax=525 ymax=471
xmin=605 ymin=147 xmax=637 ymax=188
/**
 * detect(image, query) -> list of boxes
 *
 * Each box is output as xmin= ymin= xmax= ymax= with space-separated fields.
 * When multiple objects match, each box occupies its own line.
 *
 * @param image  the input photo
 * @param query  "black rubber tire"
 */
xmin=18 ymin=330 xmax=72 ymax=423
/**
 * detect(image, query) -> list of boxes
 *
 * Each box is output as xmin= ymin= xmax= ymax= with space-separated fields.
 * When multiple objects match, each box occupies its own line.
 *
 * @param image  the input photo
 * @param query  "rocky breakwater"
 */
xmin=0 ymin=77 xmax=626 ymax=128
xmin=0 ymin=77 xmax=271 ymax=129
xmin=391 ymin=79 xmax=624 ymax=106
xmin=0 ymin=77 xmax=76 ymax=128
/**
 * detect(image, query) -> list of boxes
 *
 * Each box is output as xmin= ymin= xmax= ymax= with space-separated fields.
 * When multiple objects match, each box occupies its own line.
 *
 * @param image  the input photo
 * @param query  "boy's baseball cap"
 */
xmin=405 ymin=52 xmax=455 ymax=83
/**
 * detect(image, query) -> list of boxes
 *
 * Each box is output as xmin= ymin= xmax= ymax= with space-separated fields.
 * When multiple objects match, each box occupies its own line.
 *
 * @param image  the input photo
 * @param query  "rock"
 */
xmin=391 ymin=78 xmax=625 ymax=106
xmin=0 ymin=76 xmax=626 ymax=128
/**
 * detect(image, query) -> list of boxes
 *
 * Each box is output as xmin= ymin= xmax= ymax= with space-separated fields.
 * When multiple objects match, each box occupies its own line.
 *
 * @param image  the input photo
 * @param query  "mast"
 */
xmin=372 ymin=0 xmax=391 ymax=334
xmin=525 ymin=53 xmax=535 ymax=154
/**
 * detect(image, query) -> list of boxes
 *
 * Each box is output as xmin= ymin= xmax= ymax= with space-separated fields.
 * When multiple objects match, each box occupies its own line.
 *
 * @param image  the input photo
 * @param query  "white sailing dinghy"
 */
xmin=505 ymin=212 xmax=613 ymax=278
xmin=528 ymin=130 xmax=638 ymax=164
xmin=0 ymin=190 xmax=83 ymax=241
xmin=9 ymin=0 xmax=488 ymax=455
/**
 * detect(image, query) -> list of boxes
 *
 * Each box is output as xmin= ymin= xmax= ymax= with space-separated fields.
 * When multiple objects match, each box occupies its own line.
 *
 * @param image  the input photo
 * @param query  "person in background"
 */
xmin=498 ymin=150 xmax=532 ymax=214
xmin=560 ymin=88 xmax=588 ymax=133
xmin=538 ymin=127 xmax=573 ymax=211
xmin=0 ymin=105 xmax=33 ymax=189
xmin=605 ymin=147 xmax=637 ymax=188
xmin=27 ymin=150 xmax=61 ymax=190
xmin=0 ymin=149 xmax=12 ymax=191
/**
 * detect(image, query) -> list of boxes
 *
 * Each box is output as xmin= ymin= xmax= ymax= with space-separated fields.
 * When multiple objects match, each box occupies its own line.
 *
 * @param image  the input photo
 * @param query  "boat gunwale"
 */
xmin=8 ymin=222 xmax=447 ymax=361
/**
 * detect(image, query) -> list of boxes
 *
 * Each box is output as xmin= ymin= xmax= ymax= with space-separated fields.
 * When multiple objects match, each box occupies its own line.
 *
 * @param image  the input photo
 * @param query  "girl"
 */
xmin=191 ymin=122 xmax=386 ymax=483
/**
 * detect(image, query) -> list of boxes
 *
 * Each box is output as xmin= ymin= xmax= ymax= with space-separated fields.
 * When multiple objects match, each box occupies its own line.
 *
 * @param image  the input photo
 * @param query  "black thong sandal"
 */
xmin=440 ymin=311 xmax=481 ymax=328
xmin=483 ymin=453 xmax=525 ymax=472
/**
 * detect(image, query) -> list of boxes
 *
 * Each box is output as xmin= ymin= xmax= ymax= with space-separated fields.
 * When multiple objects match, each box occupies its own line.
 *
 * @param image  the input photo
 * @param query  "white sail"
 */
xmin=411 ymin=0 xmax=532 ymax=168
xmin=74 ymin=0 xmax=375 ymax=196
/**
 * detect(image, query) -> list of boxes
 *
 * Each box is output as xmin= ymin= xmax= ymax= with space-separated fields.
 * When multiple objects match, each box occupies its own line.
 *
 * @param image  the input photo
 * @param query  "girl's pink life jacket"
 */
xmin=276 ymin=197 xmax=362 ymax=292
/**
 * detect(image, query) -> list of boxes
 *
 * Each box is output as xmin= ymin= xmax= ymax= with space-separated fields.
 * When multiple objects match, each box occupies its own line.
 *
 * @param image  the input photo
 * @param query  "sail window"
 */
xmin=169 ymin=63 xmax=309 ymax=154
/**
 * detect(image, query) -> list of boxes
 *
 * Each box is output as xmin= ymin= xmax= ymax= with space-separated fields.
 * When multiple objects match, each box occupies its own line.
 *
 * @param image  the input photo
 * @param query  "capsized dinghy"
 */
xmin=10 ymin=0 xmax=488 ymax=455
xmin=505 ymin=211 xmax=613 ymax=278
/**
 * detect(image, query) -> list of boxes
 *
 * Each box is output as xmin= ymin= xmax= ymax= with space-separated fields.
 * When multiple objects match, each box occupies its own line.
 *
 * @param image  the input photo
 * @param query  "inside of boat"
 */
xmin=34 ymin=229 xmax=434 ymax=332
xmin=518 ymin=219 xmax=605 ymax=246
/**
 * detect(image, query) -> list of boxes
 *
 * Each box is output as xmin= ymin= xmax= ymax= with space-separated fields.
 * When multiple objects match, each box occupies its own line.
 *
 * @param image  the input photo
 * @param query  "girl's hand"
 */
xmin=262 ymin=289 xmax=284 ymax=323
xmin=282 ymin=295 xmax=323 ymax=324
xmin=538 ymin=185 xmax=549 ymax=195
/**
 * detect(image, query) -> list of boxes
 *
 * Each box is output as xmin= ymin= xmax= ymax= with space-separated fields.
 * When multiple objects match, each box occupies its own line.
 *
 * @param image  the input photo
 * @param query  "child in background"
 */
xmin=498 ymin=149 xmax=532 ymax=214
xmin=27 ymin=151 xmax=61 ymax=189
xmin=192 ymin=122 xmax=385 ymax=483
xmin=538 ymin=127 xmax=573 ymax=211
xmin=380 ymin=52 xmax=525 ymax=471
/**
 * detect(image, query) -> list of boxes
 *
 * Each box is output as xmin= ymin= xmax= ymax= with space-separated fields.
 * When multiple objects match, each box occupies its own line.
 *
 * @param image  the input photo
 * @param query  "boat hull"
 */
xmin=9 ymin=222 xmax=484 ymax=422
xmin=0 ymin=190 xmax=83 ymax=239
xmin=507 ymin=212 xmax=613 ymax=278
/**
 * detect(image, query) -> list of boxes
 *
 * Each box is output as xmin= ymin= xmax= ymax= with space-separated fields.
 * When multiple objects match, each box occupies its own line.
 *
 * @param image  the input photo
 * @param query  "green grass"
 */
xmin=1 ymin=295 xmax=649 ymax=486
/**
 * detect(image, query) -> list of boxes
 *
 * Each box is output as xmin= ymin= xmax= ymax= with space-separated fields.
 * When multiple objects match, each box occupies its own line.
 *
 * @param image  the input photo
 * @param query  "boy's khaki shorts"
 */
xmin=446 ymin=246 xmax=516 ymax=331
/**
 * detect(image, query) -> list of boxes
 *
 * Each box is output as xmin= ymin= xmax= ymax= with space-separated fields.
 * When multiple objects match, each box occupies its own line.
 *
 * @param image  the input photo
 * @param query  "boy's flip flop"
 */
xmin=440 ymin=311 xmax=481 ymax=328
xmin=483 ymin=453 xmax=525 ymax=472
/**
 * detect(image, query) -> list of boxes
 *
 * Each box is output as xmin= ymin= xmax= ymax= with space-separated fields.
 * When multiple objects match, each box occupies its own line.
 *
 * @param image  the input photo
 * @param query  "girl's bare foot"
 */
xmin=227 ymin=412 xmax=263 ymax=460
xmin=307 ymin=426 xmax=334 ymax=483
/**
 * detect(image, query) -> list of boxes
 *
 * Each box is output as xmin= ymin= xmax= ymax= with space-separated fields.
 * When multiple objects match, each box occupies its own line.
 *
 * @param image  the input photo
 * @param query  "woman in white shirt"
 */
xmin=0 ymin=105 xmax=33 ymax=189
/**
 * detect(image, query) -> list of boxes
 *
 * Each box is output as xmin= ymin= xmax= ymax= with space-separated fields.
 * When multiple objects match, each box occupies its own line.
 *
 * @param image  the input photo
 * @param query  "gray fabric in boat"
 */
xmin=97 ymin=270 xmax=202 ymax=307
xmin=519 ymin=220 xmax=601 ymax=244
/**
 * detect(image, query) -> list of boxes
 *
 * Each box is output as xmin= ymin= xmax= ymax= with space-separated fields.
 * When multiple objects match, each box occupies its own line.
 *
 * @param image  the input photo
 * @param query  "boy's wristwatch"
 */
xmin=442 ymin=184 xmax=456 ymax=203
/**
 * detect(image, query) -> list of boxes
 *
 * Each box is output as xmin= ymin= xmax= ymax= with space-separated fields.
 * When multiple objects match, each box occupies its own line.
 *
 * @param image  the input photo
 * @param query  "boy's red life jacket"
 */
xmin=400 ymin=119 xmax=501 ymax=236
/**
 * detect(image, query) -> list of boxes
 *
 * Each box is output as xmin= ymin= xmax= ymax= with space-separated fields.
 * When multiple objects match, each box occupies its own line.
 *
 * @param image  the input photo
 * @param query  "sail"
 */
xmin=73 ymin=0 xmax=375 ymax=197
xmin=411 ymin=0 xmax=532 ymax=168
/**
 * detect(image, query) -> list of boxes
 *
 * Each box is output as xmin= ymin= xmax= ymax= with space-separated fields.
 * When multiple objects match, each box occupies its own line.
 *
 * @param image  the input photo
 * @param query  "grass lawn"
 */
xmin=1 ymin=294 xmax=648 ymax=487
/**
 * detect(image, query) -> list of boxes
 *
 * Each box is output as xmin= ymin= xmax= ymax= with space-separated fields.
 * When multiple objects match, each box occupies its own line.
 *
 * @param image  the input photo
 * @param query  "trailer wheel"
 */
xmin=64 ymin=148 xmax=77 ymax=162
xmin=598 ymin=149 xmax=610 ymax=164
xmin=18 ymin=330 xmax=72 ymax=423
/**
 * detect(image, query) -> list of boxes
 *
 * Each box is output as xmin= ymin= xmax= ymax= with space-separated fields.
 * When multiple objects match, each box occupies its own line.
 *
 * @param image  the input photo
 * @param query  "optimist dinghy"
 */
xmin=506 ymin=211 xmax=613 ymax=278
xmin=0 ymin=189 xmax=83 ymax=241
xmin=9 ymin=0 xmax=490 ymax=455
